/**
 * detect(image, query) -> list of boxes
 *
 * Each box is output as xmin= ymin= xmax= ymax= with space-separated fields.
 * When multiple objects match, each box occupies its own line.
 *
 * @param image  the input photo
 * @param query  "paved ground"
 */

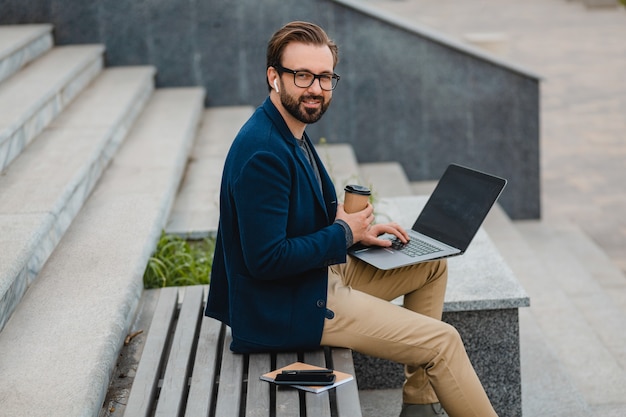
xmin=357 ymin=0 xmax=626 ymax=415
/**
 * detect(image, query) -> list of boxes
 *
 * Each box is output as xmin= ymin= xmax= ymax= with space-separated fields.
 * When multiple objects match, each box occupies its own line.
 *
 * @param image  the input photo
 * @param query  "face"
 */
xmin=275 ymin=42 xmax=334 ymax=126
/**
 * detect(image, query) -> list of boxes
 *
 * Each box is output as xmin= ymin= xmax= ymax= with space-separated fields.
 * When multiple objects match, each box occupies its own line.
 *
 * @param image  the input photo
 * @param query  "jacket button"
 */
xmin=316 ymin=299 xmax=325 ymax=308
xmin=325 ymin=309 xmax=335 ymax=319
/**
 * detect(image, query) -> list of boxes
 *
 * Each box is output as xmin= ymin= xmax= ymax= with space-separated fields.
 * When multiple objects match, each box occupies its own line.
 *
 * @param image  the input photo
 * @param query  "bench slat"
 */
xmin=332 ymin=348 xmax=363 ymax=417
xmin=124 ymin=286 xmax=179 ymax=417
xmin=303 ymin=350 xmax=332 ymax=417
xmin=245 ymin=353 xmax=272 ymax=417
xmin=275 ymin=353 xmax=300 ymax=417
xmin=184 ymin=315 xmax=223 ymax=417
xmin=214 ymin=327 xmax=245 ymax=417
xmin=155 ymin=285 xmax=205 ymax=417
xmin=121 ymin=287 xmax=363 ymax=416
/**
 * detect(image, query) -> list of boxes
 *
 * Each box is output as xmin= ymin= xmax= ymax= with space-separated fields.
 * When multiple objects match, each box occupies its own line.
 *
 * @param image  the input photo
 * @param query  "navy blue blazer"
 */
xmin=205 ymin=97 xmax=347 ymax=353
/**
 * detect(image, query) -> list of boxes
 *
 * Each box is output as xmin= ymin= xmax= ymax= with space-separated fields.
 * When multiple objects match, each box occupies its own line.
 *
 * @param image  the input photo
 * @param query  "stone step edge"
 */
xmin=0 ymin=67 xmax=155 ymax=332
xmin=0 ymin=88 xmax=205 ymax=417
xmin=0 ymin=45 xmax=105 ymax=171
xmin=0 ymin=24 xmax=53 ymax=84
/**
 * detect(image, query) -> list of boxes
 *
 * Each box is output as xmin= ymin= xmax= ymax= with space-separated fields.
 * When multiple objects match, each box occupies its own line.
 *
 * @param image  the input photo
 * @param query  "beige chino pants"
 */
xmin=321 ymin=257 xmax=498 ymax=417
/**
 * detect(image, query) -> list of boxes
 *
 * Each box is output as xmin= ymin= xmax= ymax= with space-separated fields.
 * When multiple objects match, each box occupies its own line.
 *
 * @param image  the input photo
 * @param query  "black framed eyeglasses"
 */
xmin=275 ymin=65 xmax=340 ymax=91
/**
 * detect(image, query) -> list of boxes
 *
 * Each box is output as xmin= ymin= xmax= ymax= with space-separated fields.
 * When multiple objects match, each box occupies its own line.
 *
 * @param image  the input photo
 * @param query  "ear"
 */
xmin=267 ymin=67 xmax=280 ymax=92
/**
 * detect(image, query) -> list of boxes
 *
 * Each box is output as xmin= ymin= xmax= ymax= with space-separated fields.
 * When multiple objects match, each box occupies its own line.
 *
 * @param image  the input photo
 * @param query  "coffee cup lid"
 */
xmin=344 ymin=184 xmax=371 ymax=196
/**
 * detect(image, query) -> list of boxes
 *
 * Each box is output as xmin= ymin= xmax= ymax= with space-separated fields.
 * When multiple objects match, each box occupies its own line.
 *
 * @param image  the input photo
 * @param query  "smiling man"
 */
xmin=205 ymin=21 xmax=498 ymax=417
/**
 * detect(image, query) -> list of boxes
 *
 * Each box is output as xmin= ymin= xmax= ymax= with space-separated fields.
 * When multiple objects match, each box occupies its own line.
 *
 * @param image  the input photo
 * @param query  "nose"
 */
xmin=307 ymin=77 xmax=324 ymax=94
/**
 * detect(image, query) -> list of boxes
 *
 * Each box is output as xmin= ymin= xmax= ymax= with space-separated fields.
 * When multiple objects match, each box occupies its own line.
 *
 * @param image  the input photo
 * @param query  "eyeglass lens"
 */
xmin=293 ymin=71 xmax=337 ymax=90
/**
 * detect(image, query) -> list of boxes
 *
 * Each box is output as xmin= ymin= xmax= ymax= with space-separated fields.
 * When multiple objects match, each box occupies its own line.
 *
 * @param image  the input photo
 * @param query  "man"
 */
xmin=205 ymin=21 xmax=498 ymax=417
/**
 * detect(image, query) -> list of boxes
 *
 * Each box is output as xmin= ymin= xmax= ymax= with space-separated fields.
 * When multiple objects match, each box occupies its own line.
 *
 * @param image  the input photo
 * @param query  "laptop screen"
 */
xmin=412 ymin=164 xmax=506 ymax=252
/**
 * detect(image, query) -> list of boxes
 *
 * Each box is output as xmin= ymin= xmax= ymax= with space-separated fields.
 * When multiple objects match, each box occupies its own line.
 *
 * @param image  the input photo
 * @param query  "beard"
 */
xmin=280 ymin=89 xmax=331 ymax=125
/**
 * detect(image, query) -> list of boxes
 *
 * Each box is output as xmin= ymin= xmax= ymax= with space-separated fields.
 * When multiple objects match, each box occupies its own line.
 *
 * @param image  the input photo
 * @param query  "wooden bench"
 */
xmin=116 ymin=285 xmax=362 ymax=417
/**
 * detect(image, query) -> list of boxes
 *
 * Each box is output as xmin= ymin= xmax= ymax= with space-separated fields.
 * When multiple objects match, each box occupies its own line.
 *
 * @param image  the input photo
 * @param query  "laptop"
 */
xmin=348 ymin=163 xmax=507 ymax=270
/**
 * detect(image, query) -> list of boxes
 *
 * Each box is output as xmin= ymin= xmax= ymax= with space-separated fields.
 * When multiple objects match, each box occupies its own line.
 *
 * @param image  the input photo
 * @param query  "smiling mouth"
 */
xmin=301 ymin=95 xmax=323 ymax=107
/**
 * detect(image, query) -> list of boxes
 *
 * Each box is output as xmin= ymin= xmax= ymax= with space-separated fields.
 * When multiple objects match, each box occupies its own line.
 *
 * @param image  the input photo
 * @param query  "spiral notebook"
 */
xmin=260 ymin=361 xmax=354 ymax=394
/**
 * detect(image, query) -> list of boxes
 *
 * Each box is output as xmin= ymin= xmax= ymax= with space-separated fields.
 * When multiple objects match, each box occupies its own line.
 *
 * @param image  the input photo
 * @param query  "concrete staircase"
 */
xmin=1 ymin=21 xmax=625 ymax=417
xmin=486 ymin=213 xmax=626 ymax=417
xmin=0 ymin=24 xmax=208 ymax=417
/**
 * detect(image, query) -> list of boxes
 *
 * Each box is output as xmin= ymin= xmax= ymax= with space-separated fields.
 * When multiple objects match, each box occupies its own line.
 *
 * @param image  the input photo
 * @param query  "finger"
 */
xmin=389 ymin=222 xmax=410 ymax=240
xmin=382 ymin=224 xmax=410 ymax=243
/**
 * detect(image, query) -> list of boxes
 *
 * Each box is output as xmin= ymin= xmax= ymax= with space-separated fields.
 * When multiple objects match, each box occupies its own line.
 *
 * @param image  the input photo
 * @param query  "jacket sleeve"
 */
xmin=232 ymin=150 xmax=346 ymax=280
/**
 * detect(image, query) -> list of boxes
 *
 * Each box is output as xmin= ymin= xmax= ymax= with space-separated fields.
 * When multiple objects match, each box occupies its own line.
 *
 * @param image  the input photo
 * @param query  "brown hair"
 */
xmin=266 ymin=21 xmax=339 ymax=90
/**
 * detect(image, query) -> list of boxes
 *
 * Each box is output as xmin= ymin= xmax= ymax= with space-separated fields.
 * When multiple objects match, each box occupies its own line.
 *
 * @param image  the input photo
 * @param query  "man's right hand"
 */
xmin=335 ymin=203 xmax=375 ymax=244
xmin=336 ymin=203 xmax=410 ymax=247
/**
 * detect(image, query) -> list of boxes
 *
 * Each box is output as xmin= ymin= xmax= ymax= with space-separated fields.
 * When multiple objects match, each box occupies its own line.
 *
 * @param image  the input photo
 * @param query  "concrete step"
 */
xmin=544 ymin=219 xmax=626 ymax=315
xmin=410 ymin=180 xmax=437 ymax=196
xmin=316 ymin=142 xmax=362 ymax=199
xmin=0 ymin=24 xmax=53 ymax=84
xmin=0 ymin=87 xmax=205 ymax=417
xmin=482 ymin=206 xmax=591 ymax=417
xmin=0 ymin=67 xmax=155 ymax=331
xmin=514 ymin=220 xmax=626 ymax=413
xmin=358 ymin=161 xmax=413 ymax=198
xmin=517 ymin=307 xmax=591 ymax=417
xmin=166 ymin=105 xmax=253 ymax=238
xmin=0 ymin=44 xmax=105 ymax=171
xmin=482 ymin=206 xmax=626 ymax=416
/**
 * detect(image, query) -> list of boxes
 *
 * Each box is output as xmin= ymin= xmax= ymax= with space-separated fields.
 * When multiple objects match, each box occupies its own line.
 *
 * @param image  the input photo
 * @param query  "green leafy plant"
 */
xmin=143 ymin=232 xmax=215 ymax=288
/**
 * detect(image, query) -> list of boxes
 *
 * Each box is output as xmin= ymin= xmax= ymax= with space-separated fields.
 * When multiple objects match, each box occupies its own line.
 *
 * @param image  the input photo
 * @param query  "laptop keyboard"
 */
xmin=390 ymin=237 xmax=443 ymax=258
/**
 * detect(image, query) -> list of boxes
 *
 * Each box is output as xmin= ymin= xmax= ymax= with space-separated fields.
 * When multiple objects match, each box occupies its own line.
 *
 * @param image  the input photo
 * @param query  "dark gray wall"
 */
xmin=0 ymin=0 xmax=541 ymax=219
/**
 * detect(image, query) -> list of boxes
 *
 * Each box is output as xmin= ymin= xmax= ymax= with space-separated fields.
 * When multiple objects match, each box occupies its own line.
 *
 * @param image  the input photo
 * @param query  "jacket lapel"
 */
xmin=262 ymin=98 xmax=334 ymax=221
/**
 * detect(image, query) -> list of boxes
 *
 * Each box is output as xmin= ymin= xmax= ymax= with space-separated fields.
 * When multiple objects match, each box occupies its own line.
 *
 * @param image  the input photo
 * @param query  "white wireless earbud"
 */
xmin=274 ymin=79 xmax=279 ymax=93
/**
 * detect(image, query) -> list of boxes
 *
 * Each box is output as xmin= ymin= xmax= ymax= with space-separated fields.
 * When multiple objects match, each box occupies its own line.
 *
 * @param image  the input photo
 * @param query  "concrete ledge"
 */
xmin=375 ymin=195 xmax=529 ymax=311
xmin=0 ymin=88 xmax=205 ymax=417
xmin=332 ymin=0 xmax=540 ymax=79
xmin=0 ymin=24 xmax=53 ymax=84
xmin=463 ymin=32 xmax=510 ymax=56
xmin=0 ymin=67 xmax=155 ymax=331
